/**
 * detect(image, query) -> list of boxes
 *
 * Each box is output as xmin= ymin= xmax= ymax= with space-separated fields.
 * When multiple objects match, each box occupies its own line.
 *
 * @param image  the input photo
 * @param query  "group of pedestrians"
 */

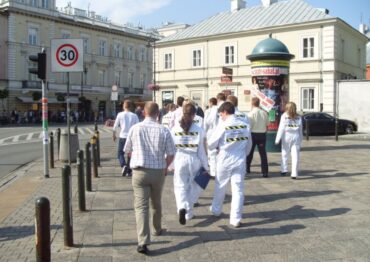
xmin=112 ymin=95 xmax=303 ymax=255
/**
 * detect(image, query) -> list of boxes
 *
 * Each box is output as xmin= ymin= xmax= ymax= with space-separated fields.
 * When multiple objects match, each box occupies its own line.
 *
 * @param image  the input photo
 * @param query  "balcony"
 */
xmin=22 ymin=80 xmax=42 ymax=89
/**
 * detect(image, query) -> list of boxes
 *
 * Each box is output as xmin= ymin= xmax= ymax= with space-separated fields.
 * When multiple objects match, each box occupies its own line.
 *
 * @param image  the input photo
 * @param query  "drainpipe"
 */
xmin=320 ymin=25 xmax=324 ymax=112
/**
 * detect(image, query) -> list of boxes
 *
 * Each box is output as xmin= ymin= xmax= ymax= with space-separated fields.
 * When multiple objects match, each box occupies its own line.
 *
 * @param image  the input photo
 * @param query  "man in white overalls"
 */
xmin=227 ymin=95 xmax=250 ymax=126
xmin=208 ymin=102 xmax=252 ymax=228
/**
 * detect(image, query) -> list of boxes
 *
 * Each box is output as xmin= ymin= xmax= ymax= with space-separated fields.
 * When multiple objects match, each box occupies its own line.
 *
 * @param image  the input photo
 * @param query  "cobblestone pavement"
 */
xmin=0 ymin=136 xmax=369 ymax=262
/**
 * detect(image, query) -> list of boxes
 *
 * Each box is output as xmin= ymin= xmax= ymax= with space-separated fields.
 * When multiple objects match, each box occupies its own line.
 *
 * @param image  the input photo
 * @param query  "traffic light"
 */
xmin=29 ymin=52 xmax=46 ymax=80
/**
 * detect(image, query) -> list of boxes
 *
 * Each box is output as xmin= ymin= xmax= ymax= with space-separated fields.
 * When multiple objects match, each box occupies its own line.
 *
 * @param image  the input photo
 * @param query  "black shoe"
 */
xmin=262 ymin=173 xmax=268 ymax=178
xmin=291 ymin=176 xmax=297 ymax=180
xmin=137 ymin=244 xmax=149 ymax=254
xmin=121 ymin=166 xmax=129 ymax=176
xmin=246 ymin=168 xmax=251 ymax=174
xmin=193 ymin=202 xmax=199 ymax=207
xmin=179 ymin=208 xmax=186 ymax=225
xmin=280 ymin=172 xmax=287 ymax=176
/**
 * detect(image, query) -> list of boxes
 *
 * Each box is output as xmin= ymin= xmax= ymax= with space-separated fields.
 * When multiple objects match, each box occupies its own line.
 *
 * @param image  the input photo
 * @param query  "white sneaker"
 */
xmin=230 ymin=222 xmax=241 ymax=228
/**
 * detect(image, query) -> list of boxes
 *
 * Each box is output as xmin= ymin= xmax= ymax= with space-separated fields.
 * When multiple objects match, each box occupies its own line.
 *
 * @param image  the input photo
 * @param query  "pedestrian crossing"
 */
xmin=0 ymin=126 xmax=113 ymax=146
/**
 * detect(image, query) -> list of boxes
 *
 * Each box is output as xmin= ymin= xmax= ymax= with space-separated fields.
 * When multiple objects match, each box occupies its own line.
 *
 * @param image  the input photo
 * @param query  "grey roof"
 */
xmin=159 ymin=0 xmax=333 ymax=43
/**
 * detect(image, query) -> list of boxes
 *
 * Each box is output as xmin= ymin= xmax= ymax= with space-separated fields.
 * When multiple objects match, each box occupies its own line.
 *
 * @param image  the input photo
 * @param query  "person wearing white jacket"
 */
xmin=171 ymin=103 xmax=209 ymax=225
xmin=208 ymin=102 xmax=252 ymax=228
xmin=275 ymin=102 xmax=303 ymax=179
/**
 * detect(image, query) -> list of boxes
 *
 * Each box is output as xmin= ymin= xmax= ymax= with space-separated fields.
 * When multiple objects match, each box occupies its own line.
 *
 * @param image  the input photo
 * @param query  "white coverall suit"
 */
xmin=275 ymin=113 xmax=303 ymax=178
xmin=234 ymin=108 xmax=250 ymax=127
xmin=204 ymin=105 xmax=219 ymax=177
xmin=171 ymin=123 xmax=209 ymax=220
xmin=208 ymin=115 xmax=252 ymax=226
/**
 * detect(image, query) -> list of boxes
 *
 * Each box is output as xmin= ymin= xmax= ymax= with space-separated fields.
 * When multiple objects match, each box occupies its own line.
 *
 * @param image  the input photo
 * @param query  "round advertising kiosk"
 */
xmin=247 ymin=36 xmax=295 ymax=152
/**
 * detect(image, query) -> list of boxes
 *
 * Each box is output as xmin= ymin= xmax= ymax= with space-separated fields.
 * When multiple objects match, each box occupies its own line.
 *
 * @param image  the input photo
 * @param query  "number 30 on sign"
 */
xmin=51 ymin=39 xmax=84 ymax=73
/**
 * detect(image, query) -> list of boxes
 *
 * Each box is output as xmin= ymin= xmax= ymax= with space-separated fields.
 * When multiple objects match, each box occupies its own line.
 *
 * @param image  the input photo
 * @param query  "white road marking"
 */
xmin=26 ymin=133 xmax=34 ymax=140
xmin=12 ymin=136 xmax=20 ymax=143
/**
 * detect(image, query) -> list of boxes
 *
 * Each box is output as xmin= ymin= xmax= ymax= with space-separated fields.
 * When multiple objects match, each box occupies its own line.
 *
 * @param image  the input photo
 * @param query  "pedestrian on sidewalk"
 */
xmin=113 ymin=100 xmax=139 ymax=176
xmin=246 ymin=97 xmax=269 ymax=177
xmin=124 ymin=102 xmax=176 ymax=255
xmin=275 ymin=102 xmax=303 ymax=179
xmin=171 ymin=103 xmax=209 ymax=225
xmin=208 ymin=102 xmax=252 ymax=228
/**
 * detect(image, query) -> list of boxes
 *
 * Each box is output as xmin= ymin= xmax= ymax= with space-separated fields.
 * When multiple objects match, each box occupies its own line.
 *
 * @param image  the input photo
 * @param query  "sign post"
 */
xmin=111 ymin=85 xmax=118 ymax=118
xmin=51 ymin=39 xmax=84 ymax=164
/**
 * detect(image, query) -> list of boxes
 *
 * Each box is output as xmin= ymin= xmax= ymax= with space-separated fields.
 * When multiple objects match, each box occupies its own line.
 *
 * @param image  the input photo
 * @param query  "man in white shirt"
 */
xmin=246 ymin=97 xmax=269 ymax=177
xmin=169 ymin=96 xmax=185 ymax=129
xmin=113 ymin=100 xmax=139 ymax=176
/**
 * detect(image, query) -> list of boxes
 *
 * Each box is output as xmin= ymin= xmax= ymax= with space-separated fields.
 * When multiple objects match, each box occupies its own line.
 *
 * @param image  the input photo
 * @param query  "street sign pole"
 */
xmin=66 ymin=72 xmax=71 ymax=165
xmin=42 ymin=79 xmax=49 ymax=178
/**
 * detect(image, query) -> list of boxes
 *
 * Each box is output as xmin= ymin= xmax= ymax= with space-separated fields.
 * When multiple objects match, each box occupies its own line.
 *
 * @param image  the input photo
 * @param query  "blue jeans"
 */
xmin=118 ymin=138 xmax=127 ymax=167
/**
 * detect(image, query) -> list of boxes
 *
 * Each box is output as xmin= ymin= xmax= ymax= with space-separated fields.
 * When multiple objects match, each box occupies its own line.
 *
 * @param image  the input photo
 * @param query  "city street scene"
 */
xmin=0 ymin=0 xmax=369 ymax=261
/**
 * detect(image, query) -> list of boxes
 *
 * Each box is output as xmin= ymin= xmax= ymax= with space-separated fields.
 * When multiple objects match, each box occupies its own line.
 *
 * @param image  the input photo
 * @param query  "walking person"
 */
xmin=161 ymin=103 xmax=176 ymax=129
xmin=204 ymin=93 xmax=226 ymax=177
xmin=227 ymin=95 xmax=250 ymax=125
xmin=208 ymin=102 xmax=252 ymax=227
xmin=124 ymin=102 xmax=176 ymax=255
xmin=171 ymin=103 xmax=209 ymax=225
xmin=113 ymin=100 xmax=139 ymax=176
xmin=246 ymin=97 xmax=269 ymax=177
xmin=275 ymin=102 xmax=303 ymax=179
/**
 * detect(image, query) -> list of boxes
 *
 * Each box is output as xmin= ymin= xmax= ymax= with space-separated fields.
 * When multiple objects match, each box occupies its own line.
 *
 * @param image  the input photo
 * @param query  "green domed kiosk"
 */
xmin=247 ymin=36 xmax=294 ymax=152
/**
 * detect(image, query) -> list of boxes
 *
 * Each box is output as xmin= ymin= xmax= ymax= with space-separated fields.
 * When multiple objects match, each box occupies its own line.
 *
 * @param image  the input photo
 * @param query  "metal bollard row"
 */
xmin=90 ymin=135 xmax=99 ymax=178
xmin=35 ymin=197 xmax=51 ymax=262
xmin=85 ymin=142 xmax=92 ymax=192
xmin=77 ymin=150 xmax=86 ymax=211
xmin=49 ymin=132 xmax=54 ymax=169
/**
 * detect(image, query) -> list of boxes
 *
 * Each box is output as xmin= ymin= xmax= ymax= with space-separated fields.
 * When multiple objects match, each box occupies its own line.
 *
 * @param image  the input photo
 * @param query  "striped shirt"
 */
xmin=124 ymin=118 xmax=176 ymax=169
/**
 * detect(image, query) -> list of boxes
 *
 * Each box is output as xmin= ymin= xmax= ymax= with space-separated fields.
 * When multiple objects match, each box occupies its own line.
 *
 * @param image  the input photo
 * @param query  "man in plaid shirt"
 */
xmin=124 ymin=102 xmax=176 ymax=255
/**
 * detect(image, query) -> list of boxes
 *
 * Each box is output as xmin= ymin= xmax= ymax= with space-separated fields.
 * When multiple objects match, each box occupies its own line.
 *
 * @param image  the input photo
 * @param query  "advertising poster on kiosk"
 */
xmin=250 ymin=60 xmax=289 ymax=131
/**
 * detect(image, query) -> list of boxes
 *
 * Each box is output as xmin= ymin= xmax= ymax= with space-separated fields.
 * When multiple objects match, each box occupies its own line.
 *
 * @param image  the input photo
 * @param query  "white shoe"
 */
xmin=230 ymin=222 xmax=241 ymax=228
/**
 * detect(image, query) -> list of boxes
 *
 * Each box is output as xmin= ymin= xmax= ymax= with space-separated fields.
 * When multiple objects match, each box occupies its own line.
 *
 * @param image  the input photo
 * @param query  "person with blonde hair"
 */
xmin=275 ymin=102 xmax=303 ymax=179
xmin=171 ymin=103 xmax=209 ymax=224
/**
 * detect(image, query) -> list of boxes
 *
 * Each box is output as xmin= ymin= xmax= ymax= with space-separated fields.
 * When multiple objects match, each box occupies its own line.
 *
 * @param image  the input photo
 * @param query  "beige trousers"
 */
xmin=131 ymin=167 xmax=165 ymax=245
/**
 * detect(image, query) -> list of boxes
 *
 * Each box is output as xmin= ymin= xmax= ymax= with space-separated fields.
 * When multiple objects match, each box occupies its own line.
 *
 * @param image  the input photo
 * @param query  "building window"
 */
xmin=30 ymin=0 xmax=37 ymax=7
xmin=28 ymin=27 xmax=38 ymax=45
xmin=128 ymin=72 xmax=134 ymax=88
xmin=140 ymin=47 xmax=146 ymax=61
xmin=302 ymin=88 xmax=315 ymax=111
xmin=192 ymin=49 xmax=202 ymax=67
xmin=114 ymin=71 xmax=121 ymax=86
xmin=82 ymin=37 xmax=89 ymax=54
xmin=140 ymin=73 xmax=146 ymax=89
xmin=41 ymin=0 xmax=49 ymax=8
xmin=114 ymin=42 xmax=121 ymax=58
xmin=302 ymin=37 xmax=315 ymax=58
xmin=99 ymin=39 xmax=106 ymax=56
xmin=164 ymin=53 xmax=172 ymax=69
xmin=127 ymin=46 xmax=134 ymax=60
xmin=61 ymin=30 xmax=71 ymax=39
xmin=225 ymin=45 xmax=235 ymax=64
xmin=98 ymin=70 xmax=105 ymax=86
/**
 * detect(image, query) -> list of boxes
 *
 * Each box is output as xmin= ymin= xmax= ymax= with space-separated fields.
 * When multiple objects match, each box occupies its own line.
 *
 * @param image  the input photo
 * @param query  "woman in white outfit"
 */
xmin=275 ymin=102 xmax=303 ymax=179
xmin=171 ymin=104 xmax=209 ymax=225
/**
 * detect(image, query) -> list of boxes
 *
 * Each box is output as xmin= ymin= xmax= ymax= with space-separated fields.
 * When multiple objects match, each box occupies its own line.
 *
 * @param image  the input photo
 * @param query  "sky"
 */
xmin=55 ymin=0 xmax=370 ymax=31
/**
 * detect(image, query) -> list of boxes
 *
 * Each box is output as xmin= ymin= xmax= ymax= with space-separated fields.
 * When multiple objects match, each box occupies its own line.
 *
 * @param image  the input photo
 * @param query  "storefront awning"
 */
xmin=17 ymin=97 xmax=80 ymax=104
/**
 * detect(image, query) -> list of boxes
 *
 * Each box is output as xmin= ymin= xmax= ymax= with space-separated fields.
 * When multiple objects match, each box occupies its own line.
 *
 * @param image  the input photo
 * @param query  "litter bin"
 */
xmin=59 ymin=130 xmax=79 ymax=163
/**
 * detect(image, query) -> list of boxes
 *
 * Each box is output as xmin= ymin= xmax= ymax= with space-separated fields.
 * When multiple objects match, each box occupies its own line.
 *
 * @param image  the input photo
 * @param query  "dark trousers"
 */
xmin=118 ymin=138 xmax=127 ymax=167
xmin=247 ymin=132 xmax=268 ymax=175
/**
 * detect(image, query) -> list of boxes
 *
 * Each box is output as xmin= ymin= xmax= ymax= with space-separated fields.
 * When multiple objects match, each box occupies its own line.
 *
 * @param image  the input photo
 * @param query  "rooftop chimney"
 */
xmin=231 ymin=0 xmax=246 ymax=12
xmin=261 ymin=0 xmax=278 ymax=8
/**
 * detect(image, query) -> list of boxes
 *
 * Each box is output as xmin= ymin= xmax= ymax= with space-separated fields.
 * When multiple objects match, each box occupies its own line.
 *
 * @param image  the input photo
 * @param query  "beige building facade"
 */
xmin=0 ymin=0 xmax=155 ymax=121
xmin=155 ymin=0 xmax=368 ymax=114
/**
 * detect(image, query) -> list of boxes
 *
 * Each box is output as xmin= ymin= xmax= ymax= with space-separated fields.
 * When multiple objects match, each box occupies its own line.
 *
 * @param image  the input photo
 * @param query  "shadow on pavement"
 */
xmin=299 ymin=171 xmax=369 ymax=180
xmin=302 ymin=144 xmax=370 ymax=151
xmin=0 ymin=224 xmax=61 ymax=242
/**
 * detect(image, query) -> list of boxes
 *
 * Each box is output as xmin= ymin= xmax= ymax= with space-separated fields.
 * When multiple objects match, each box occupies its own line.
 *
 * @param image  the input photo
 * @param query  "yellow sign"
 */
xmin=251 ymin=60 xmax=290 ymax=67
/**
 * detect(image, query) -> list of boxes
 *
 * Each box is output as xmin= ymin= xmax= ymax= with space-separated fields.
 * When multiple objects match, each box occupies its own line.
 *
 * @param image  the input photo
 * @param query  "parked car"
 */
xmin=302 ymin=112 xmax=357 ymax=135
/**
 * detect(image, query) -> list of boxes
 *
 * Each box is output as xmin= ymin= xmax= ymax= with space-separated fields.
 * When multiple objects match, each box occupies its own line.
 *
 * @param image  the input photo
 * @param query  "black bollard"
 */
xmin=74 ymin=124 xmax=78 ymax=134
xmin=77 ymin=150 xmax=86 ymax=211
xmin=305 ymin=119 xmax=309 ymax=141
xmin=56 ymin=128 xmax=61 ymax=160
xmin=94 ymin=121 xmax=98 ymax=131
xmin=95 ymin=131 xmax=101 ymax=167
xmin=335 ymin=118 xmax=339 ymax=141
xmin=49 ymin=132 xmax=54 ymax=169
xmin=35 ymin=197 xmax=51 ymax=262
xmin=85 ymin=142 xmax=92 ymax=192
xmin=91 ymin=136 xmax=99 ymax=178
xmin=62 ymin=165 xmax=73 ymax=247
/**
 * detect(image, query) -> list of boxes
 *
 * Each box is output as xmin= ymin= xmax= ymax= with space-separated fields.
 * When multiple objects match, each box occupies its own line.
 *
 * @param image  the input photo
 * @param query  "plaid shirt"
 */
xmin=124 ymin=118 xmax=176 ymax=169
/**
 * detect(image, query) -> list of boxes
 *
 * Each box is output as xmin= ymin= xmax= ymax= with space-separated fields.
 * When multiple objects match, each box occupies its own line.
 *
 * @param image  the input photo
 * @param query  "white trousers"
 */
xmin=281 ymin=141 xmax=301 ymax=177
xmin=208 ymin=149 xmax=218 ymax=177
xmin=173 ymin=152 xmax=202 ymax=220
xmin=210 ymin=155 xmax=245 ymax=225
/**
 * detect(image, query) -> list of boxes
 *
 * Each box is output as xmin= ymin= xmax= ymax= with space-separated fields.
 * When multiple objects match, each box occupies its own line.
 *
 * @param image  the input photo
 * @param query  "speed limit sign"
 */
xmin=51 ymin=39 xmax=83 ymax=72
